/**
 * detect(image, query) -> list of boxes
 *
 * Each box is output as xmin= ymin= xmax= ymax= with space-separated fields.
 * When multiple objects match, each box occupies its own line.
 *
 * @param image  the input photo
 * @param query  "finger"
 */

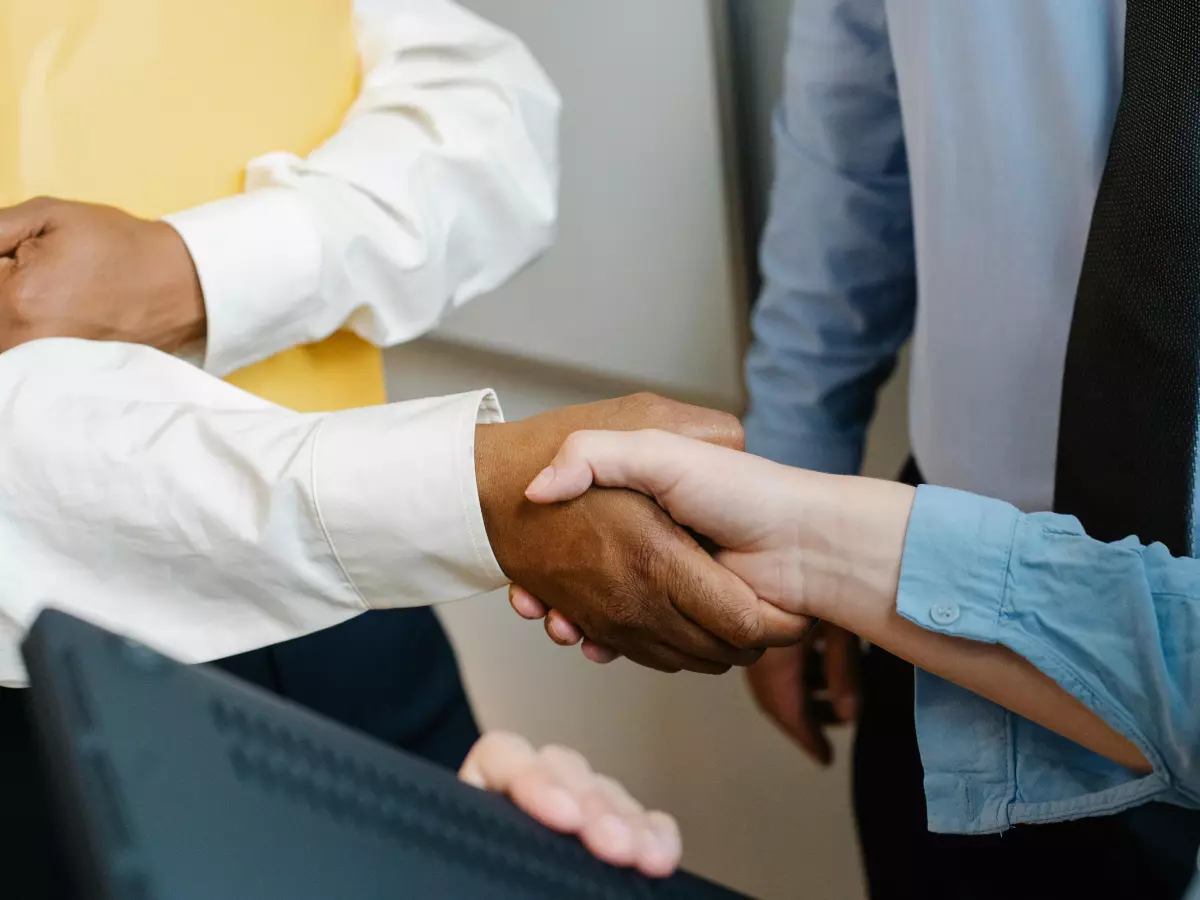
xmin=459 ymin=731 xmax=538 ymax=791
xmin=509 ymin=585 xmax=549 ymax=620
xmin=643 ymin=641 xmax=748 ymax=675
xmin=619 ymin=641 xmax=739 ymax=675
xmin=592 ymin=773 xmax=643 ymax=817
xmin=634 ymin=394 xmax=744 ymax=451
xmin=579 ymin=790 xmax=639 ymax=868
xmin=581 ymin=639 xmax=620 ymax=665
xmin=535 ymin=744 xmax=595 ymax=791
xmin=793 ymin=704 xmax=833 ymax=766
xmin=507 ymin=766 xmax=587 ymax=832
xmin=575 ymin=776 xmax=676 ymax=877
xmin=641 ymin=811 xmax=683 ymax=877
xmin=718 ymin=549 xmax=820 ymax=626
xmin=525 ymin=429 xmax=702 ymax=505
xmin=740 ymin=594 xmax=814 ymax=649
xmin=618 ymin=645 xmax=682 ymax=674
xmin=588 ymin=775 xmax=673 ymax=878
xmin=503 ymin=744 xmax=594 ymax=833
xmin=0 ymin=199 xmax=51 ymax=257
xmin=665 ymin=539 xmax=777 ymax=658
xmin=544 ymin=610 xmax=584 ymax=646
xmin=746 ymin=648 xmax=832 ymax=766
xmin=823 ymin=625 xmax=862 ymax=723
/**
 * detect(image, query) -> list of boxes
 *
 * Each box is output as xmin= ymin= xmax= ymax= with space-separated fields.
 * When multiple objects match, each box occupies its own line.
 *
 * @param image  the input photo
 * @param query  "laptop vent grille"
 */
xmin=210 ymin=697 xmax=650 ymax=900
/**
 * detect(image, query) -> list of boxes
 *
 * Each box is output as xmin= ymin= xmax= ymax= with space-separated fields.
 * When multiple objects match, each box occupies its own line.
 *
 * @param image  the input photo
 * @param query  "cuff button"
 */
xmin=930 ymin=603 xmax=961 ymax=626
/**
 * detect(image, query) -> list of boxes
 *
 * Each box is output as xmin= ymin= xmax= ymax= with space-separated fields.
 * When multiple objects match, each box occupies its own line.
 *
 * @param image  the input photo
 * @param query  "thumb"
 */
xmin=524 ymin=429 xmax=699 ymax=504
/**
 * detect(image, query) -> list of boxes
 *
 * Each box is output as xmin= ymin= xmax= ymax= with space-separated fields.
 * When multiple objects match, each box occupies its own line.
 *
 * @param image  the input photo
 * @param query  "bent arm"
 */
xmin=168 ymin=0 xmax=561 ymax=376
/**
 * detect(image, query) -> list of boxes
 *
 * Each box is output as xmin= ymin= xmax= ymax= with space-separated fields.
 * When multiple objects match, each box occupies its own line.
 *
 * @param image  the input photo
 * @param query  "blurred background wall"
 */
xmin=385 ymin=3 xmax=909 ymax=897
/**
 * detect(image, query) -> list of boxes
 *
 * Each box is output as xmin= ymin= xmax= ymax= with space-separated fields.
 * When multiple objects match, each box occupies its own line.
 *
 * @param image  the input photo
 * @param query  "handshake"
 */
xmin=474 ymin=393 xmax=911 ymax=675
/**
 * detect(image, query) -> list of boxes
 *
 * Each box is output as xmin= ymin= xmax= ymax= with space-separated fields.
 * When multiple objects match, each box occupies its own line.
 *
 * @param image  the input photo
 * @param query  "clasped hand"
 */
xmin=509 ymin=429 xmax=916 ymax=667
xmin=0 ymin=197 xmax=206 ymax=353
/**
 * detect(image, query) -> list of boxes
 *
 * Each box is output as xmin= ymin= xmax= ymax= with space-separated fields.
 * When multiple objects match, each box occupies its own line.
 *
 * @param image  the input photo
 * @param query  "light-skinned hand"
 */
xmin=459 ymin=731 xmax=682 ymax=877
xmin=512 ymin=429 xmax=910 ymax=669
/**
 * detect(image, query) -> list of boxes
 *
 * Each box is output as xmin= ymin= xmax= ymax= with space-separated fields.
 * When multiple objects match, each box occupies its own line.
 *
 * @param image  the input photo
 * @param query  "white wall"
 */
xmin=439 ymin=0 xmax=747 ymax=408
xmin=384 ymin=1 xmax=912 ymax=897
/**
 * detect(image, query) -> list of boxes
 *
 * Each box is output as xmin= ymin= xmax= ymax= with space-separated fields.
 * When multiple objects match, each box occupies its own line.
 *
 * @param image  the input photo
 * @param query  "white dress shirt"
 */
xmin=0 ymin=340 xmax=509 ymax=687
xmin=0 ymin=0 xmax=558 ymax=685
xmin=168 ymin=0 xmax=560 ymax=377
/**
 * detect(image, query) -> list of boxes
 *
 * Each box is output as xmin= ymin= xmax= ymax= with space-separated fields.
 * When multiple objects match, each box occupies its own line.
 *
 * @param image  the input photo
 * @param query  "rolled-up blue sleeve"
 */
xmin=743 ymin=0 xmax=916 ymax=475
xmin=898 ymin=485 xmax=1200 ymax=834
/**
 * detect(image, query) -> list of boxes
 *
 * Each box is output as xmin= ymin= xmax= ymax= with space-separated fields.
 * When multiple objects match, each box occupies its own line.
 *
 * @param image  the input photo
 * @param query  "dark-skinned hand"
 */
xmin=0 ymin=197 xmax=205 ymax=353
xmin=475 ymin=394 xmax=804 ymax=674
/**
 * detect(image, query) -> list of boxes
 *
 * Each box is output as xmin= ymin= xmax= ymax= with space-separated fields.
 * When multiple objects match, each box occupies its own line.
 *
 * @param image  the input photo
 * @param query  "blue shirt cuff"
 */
xmin=897 ymin=486 xmax=1178 ymax=833
xmin=897 ymin=485 xmax=1018 ymax=643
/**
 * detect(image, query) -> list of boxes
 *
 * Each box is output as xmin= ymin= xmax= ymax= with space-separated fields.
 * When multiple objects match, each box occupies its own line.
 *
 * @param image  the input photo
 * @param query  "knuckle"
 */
xmin=720 ymin=413 xmax=746 ymax=450
xmin=722 ymin=603 xmax=764 ymax=651
xmin=600 ymin=587 xmax=642 ymax=634
xmin=625 ymin=391 xmax=670 ymax=423
xmin=629 ymin=391 xmax=664 ymax=407
xmin=17 ymin=196 xmax=59 ymax=223
xmin=594 ymin=774 xmax=624 ymax=795
xmin=693 ymin=408 xmax=743 ymax=449
xmin=560 ymin=429 xmax=590 ymax=457
xmin=630 ymin=528 xmax=662 ymax=580
xmin=479 ymin=730 xmax=533 ymax=758
xmin=540 ymin=744 xmax=589 ymax=772
xmin=5 ymin=279 xmax=40 ymax=323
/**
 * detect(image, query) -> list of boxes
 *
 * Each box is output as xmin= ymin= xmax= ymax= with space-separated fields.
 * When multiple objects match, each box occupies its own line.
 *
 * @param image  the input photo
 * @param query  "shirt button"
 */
xmin=930 ymin=603 xmax=961 ymax=626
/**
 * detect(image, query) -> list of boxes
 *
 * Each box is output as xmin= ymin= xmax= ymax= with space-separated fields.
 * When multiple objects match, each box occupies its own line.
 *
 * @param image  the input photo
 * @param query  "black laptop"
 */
xmin=22 ymin=610 xmax=752 ymax=900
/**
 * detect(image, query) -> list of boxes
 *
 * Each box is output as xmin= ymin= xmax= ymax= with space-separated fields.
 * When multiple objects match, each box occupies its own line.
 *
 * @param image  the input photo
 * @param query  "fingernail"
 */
xmin=525 ymin=466 xmax=557 ymax=498
xmin=549 ymin=618 xmax=574 ymax=643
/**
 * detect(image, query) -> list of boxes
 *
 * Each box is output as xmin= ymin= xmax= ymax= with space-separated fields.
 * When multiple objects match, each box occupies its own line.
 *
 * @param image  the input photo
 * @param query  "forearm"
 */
xmin=0 ymin=339 xmax=505 ymax=685
xmin=170 ymin=0 xmax=560 ymax=377
xmin=827 ymin=588 xmax=1149 ymax=773
xmin=807 ymin=475 xmax=1150 ymax=773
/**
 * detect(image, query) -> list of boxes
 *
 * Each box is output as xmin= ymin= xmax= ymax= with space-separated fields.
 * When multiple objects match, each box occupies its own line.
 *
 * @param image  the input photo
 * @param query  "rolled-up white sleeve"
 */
xmin=164 ymin=0 xmax=560 ymax=378
xmin=0 ymin=339 xmax=507 ymax=687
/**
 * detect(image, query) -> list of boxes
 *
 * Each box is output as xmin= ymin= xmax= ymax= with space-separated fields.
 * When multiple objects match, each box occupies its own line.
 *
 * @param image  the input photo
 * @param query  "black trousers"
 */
xmin=1 ymin=607 xmax=478 ymax=898
xmin=852 ymin=459 xmax=1198 ymax=899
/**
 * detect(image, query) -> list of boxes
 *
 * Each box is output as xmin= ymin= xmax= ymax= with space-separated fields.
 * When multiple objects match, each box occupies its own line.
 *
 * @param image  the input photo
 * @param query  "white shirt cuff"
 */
xmin=164 ymin=188 xmax=324 ymax=378
xmin=312 ymin=389 xmax=508 ymax=608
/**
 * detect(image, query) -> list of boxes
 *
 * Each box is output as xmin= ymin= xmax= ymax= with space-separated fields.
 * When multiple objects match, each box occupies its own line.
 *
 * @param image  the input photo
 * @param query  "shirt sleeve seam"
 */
xmin=310 ymin=417 xmax=371 ymax=612
xmin=999 ymin=517 xmax=1020 ymax=814
xmin=993 ymin=508 xmax=1021 ymax=627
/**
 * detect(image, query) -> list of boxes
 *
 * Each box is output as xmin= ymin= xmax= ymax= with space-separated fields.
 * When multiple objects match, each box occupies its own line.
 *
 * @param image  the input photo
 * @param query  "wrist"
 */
xmin=148 ymin=220 xmax=207 ymax=351
xmin=474 ymin=421 xmax=549 ymax=581
xmin=800 ymin=475 xmax=915 ymax=630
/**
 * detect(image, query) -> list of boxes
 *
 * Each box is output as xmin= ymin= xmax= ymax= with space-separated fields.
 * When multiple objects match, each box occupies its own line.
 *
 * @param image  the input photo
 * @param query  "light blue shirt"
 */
xmin=742 ymin=0 xmax=1200 ymax=853
xmin=745 ymin=0 xmax=1124 ymax=513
